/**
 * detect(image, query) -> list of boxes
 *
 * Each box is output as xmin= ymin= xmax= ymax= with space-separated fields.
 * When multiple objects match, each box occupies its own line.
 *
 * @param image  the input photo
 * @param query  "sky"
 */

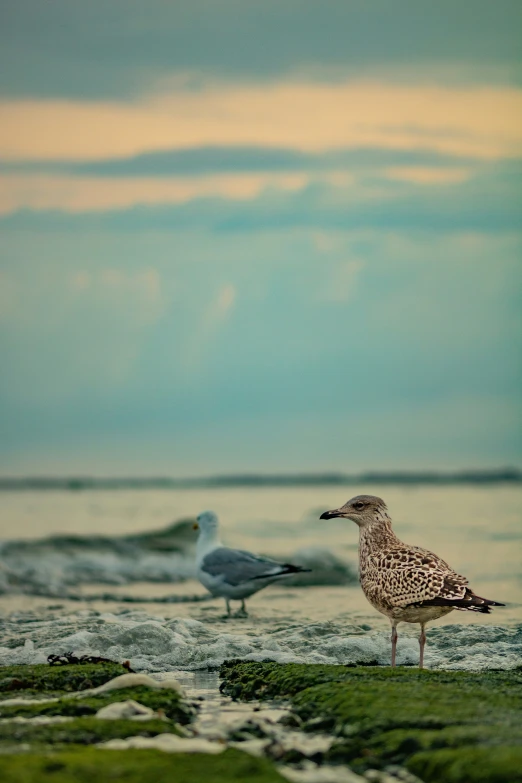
xmin=0 ymin=1 xmax=521 ymax=476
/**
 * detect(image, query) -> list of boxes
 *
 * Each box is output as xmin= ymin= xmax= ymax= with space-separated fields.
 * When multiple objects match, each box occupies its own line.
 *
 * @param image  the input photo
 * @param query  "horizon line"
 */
xmin=0 ymin=467 xmax=520 ymax=490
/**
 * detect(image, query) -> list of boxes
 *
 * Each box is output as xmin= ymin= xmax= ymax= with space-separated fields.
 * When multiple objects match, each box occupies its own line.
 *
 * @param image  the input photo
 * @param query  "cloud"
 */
xmin=320 ymin=260 xmax=365 ymax=303
xmin=181 ymin=283 xmax=238 ymax=376
xmin=70 ymin=270 xmax=90 ymax=291
xmin=0 ymin=172 xmax=308 ymax=213
xmin=1 ymin=1 xmax=521 ymax=99
xmin=1 ymin=161 xmax=519 ymax=233
xmin=0 ymin=146 xmax=484 ymax=215
xmin=216 ymin=283 xmax=237 ymax=315
xmin=0 ymin=146 xmax=475 ymax=177
xmin=88 ymin=267 xmax=166 ymax=327
xmin=384 ymin=167 xmax=471 ymax=185
xmin=1 ymin=2 xmax=520 ymax=475
xmin=1 ymin=80 xmax=520 ymax=162
xmin=0 ymin=264 xmax=168 ymax=397
xmin=0 ymin=270 xmax=16 ymax=322
xmin=0 ymin=225 xmax=522 ymax=472
xmin=1 ymin=227 xmax=520 ymax=471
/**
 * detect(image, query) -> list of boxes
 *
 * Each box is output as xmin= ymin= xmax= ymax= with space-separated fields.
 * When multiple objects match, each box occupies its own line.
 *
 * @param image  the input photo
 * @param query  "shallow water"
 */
xmin=0 ymin=485 xmax=521 ymax=671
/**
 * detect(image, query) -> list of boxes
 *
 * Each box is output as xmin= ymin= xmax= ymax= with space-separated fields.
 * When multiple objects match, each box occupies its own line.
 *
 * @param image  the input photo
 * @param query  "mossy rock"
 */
xmin=0 ymin=717 xmax=176 ymax=748
xmin=0 ymin=663 xmax=130 ymax=696
xmin=220 ymin=660 xmax=521 ymax=703
xmin=220 ymin=661 xmax=522 ymax=782
xmin=0 ymin=686 xmax=194 ymax=724
xmin=408 ymin=746 xmax=522 ymax=783
xmin=290 ymin=677 xmax=520 ymax=733
xmin=329 ymin=724 xmax=522 ymax=770
xmin=0 ymin=748 xmax=287 ymax=783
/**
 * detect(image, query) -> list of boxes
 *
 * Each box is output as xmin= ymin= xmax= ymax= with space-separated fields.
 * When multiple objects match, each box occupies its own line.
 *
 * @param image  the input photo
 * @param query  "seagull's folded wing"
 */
xmin=201 ymin=547 xmax=289 ymax=586
xmin=373 ymin=547 xmax=468 ymax=607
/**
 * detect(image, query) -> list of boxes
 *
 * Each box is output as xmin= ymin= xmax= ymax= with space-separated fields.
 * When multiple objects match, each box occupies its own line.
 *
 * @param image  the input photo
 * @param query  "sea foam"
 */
xmin=0 ymin=609 xmax=520 ymax=673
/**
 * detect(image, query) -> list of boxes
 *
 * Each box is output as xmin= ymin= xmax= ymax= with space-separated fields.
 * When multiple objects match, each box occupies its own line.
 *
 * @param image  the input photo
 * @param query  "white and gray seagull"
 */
xmin=194 ymin=511 xmax=310 ymax=617
xmin=320 ymin=495 xmax=504 ymax=667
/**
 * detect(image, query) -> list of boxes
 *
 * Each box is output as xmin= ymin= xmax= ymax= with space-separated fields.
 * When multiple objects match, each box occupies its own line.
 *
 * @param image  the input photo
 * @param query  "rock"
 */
xmin=0 ymin=675 xmax=193 ymax=725
xmin=228 ymin=739 xmax=268 ymax=757
xmin=278 ymin=713 xmax=303 ymax=728
xmin=265 ymin=732 xmax=334 ymax=764
xmin=91 ymin=672 xmax=184 ymax=696
xmin=304 ymin=716 xmax=336 ymax=732
xmin=99 ymin=733 xmax=225 ymax=754
xmin=220 ymin=661 xmax=522 ymax=783
xmin=0 ymin=715 xmax=72 ymax=726
xmin=280 ymin=764 xmax=366 ymax=782
xmin=0 ymin=661 xmax=130 ymax=693
xmin=95 ymin=700 xmax=156 ymax=720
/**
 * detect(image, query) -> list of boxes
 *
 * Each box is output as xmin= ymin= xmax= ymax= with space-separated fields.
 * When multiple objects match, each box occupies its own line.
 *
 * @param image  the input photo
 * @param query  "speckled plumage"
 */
xmin=359 ymin=517 xmax=466 ymax=618
xmin=320 ymin=495 xmax=504 ymax=667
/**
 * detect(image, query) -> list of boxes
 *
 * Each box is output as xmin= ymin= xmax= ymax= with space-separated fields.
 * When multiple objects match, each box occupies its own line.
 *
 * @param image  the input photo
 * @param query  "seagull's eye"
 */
xmin=353 ymin=502 xmax=364 ymax=510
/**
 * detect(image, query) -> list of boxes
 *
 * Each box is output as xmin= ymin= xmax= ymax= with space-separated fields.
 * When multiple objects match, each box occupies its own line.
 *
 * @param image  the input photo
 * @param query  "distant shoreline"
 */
xmin=0 ymin=468 xmax=520 ymax=491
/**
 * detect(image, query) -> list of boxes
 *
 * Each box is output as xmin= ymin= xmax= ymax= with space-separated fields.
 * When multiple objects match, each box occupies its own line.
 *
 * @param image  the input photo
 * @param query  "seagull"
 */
xmin=194 ymin=511 xmax=310 ymax=617
xmin=320 ymin=495 xmax=504 ymax=668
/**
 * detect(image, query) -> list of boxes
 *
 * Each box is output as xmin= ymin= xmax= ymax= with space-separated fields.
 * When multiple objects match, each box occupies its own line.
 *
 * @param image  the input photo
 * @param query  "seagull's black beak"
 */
xmin=320 ymin=508 xmax=343 ymax=520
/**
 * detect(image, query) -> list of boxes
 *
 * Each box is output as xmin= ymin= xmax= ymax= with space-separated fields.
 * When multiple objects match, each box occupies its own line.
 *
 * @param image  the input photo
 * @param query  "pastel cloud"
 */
xmin=1 ymin=263 xmax=168 ymax=396
xmin=216 ymin=284 xmax=237 ymax=315
xmin=384 ymin=167 xmax=471 ymax=185
xmin=320 ymin=259 xmax=365 ymax=303
xmin=3 ymin=158 xmax=517 ymax=234
xmin=181 ymin=283 xmax=238 ymax=376
xmin=0 ymin=172 xmax=309 ymax=213
xmin=1 ymin=3 xmax=520 ymax=475
xmin=2 ymin=227 xmax=520 ymax=472
xmin=2 ymin=1 xmax=521 ymax=101
xmin=1 ymin=80 xmax=521 ymax=162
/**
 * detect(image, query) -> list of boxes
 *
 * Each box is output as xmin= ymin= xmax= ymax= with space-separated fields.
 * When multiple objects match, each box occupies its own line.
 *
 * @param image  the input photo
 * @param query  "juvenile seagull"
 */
xmin=194 ymin=511 xmax=310 ymax=617
xmin=320 ymin=495 xmax=504 ymax=667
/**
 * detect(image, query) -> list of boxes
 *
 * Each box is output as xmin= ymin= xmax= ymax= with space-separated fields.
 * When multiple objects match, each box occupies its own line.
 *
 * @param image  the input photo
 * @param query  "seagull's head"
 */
xmin=320 ymin=495 xmax=389 ymax=528
xmin=194 ymin=510 xmax=219 ymax=533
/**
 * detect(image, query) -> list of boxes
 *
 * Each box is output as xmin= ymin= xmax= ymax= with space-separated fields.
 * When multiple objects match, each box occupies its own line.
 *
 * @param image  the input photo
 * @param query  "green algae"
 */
xmin=0 ymin=664 xmax=288 ymax=782
xmin=0 ymin=663 xmax=129 ymax=696
xmin=290 ymin=677 xmax=520 ymax=732
xmin=0 ymin=686 xmax=194 ymax=723
xmin=0 ymin=748 xmax=288 ymax=783
xmin=220 ymin=661 xmax=522 ymax=782
xmin=0 ymin=717 xmax=176 ymax=747
xmin=408 ymin=746 xmax=522 ymax=783
xmin=329 ymin=725 xmax=522 ymax=773
xmin=0 ymin=663 xmax=194 ymax=725
xmin=220 ymin=660 xmax=521 ymax=702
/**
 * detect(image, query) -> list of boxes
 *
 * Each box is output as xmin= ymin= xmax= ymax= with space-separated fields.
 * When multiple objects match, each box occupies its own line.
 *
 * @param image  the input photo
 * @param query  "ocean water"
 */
xmin=0 ymin=485 xmax=521 ymax=672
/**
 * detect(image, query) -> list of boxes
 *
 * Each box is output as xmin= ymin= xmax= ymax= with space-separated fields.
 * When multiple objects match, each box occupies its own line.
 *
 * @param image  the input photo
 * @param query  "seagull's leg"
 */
xmin=234 ymin=600 xmax=248 ymax=618
xmin=225 ymin=599 xmax=231 ymax=617
xmin=419 ymin=623 xmax=427 ymax=669
xmin=390 ymin=622 xmax=398 ymax=667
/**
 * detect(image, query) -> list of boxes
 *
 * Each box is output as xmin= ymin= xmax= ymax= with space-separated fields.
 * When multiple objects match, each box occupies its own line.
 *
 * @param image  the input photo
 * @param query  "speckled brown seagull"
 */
xmin=320 ymin=495 xmax=504 ymax=668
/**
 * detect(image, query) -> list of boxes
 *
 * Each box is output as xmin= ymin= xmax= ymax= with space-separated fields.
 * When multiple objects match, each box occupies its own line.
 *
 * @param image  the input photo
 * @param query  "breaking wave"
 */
xmin=0 ymin=609 xmax=520 ymax=673
xmin=0 ymin=519 xmax=357 ymax=596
